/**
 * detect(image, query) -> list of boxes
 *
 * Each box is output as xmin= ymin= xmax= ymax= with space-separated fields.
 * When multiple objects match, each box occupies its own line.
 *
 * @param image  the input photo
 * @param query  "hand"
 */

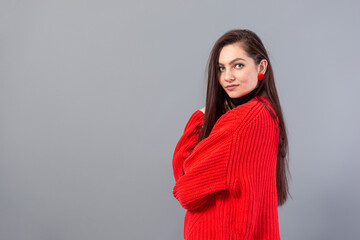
xmin=200 ymin=107 xmax=205 ymax=114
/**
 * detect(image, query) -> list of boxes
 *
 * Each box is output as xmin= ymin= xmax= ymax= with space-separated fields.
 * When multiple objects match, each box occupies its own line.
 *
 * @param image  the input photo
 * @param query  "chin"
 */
xmin=228 ymin=92 xmax=242 ymax=98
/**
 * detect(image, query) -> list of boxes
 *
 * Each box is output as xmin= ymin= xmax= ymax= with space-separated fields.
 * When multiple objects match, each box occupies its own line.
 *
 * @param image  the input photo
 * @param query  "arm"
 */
xmin=173 ymin=129 xmax=233 ymax=211
xmin=172 ymin=110 xmax=204 ymax=182
xmin=172 ymin=112 xmax=236 ymax=211
xmin=226 ymin=108 xmax=280 ymax=238
xmin=172 ymin=103 xmax=279 ymax=213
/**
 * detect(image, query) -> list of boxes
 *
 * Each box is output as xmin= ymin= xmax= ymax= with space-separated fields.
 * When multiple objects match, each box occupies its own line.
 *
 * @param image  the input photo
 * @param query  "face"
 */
xmin=218 ymin=43 xmax=266 ymax=98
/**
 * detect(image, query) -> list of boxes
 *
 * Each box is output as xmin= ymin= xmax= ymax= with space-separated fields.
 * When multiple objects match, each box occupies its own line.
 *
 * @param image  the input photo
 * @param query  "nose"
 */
xmin=224 ymin=69 xmax=235 ymax=82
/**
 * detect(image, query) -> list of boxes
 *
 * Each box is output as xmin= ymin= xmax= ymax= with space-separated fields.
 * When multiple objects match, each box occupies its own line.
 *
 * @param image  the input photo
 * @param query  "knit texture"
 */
xmin=172 ymin=96 xmax=280 ymax=240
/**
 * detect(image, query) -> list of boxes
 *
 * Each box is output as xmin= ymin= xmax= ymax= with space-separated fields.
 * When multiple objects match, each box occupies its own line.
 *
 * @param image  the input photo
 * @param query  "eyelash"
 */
xmin=235 ymin=63 xmax=244 ymax=69
xmin=218 ymin=63 xmax=244 ymax=71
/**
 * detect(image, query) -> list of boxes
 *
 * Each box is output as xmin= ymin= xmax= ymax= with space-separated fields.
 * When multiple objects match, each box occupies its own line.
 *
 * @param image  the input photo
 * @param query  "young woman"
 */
xmin=172 ymin=29 xmax=291 ymax=240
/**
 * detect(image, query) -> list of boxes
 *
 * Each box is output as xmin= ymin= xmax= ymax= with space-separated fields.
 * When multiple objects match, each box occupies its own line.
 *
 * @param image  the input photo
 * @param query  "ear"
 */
xmin=258 ymin=59 xmax=268 ymax=75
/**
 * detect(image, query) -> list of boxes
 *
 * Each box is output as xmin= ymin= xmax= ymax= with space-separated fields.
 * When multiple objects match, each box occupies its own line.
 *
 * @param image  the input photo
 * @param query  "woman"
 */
xmin=172 ymin=29 xmax=291 ymax=240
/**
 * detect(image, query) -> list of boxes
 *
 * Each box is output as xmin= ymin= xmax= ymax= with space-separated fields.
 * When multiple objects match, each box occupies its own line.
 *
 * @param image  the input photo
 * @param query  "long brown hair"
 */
xmin=198 ymin=29 xmax=291 ymax=206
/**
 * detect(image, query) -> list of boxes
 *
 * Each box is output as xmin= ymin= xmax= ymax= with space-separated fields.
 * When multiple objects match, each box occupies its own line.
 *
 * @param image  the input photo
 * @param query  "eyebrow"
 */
xmin=218 ymin=58 xmax=246 ymax=65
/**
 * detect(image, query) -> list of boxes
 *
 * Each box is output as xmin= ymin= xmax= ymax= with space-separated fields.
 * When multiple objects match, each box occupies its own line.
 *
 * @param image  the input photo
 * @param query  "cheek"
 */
xmin=218 ymin=76 xmax=225 ymax=87
xmin=239 ymin=69 xmax=256 ymax=82
xmin=235 ymin=72 xmax=248 ymax=83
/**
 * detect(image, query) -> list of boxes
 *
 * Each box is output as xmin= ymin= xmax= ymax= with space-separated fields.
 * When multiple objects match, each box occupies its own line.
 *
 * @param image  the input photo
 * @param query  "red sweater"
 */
xmin=172 ymin=96 xmax=280 ymax=240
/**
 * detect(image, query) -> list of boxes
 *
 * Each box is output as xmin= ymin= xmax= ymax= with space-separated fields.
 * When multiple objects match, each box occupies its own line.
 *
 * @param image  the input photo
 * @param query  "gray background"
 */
xmin=1 ymin=0 xmax=359 ymax=239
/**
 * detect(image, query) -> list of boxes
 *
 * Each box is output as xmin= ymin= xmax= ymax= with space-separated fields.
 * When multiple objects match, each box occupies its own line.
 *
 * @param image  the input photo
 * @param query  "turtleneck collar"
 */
xmin=229 ymin=87 xmax=258 ymax=107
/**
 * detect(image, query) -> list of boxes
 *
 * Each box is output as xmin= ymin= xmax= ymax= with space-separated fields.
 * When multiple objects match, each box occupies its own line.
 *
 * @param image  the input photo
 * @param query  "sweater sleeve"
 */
xmin=172 ymin=102 xmax=279 ymax=213
xmin=226 ymin=107 xmax=280 ymax=238
xmin=172 ymin=110 xmax=204 ymax=182
xmin=172 ymin=114 xmax=234 ymax=211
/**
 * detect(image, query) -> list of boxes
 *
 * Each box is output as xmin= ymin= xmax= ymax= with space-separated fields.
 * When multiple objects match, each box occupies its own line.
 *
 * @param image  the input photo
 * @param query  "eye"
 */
xmin=218 ymin=66 xmax=225 ymax=72
xmin=234 ymin=63 xmax=244 ymax=69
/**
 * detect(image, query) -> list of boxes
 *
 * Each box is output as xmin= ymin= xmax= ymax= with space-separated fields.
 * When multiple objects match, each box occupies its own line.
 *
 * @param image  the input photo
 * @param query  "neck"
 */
xmin=229 ymin=87 xmax=258 ymax=107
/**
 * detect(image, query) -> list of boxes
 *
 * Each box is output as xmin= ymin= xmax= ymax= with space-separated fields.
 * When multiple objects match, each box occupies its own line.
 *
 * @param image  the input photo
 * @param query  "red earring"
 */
xmin=258 ymin=73 xmax=264 ymax=81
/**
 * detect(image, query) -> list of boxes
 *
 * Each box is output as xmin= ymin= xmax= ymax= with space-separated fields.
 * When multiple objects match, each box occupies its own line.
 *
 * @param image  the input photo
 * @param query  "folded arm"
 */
xmin=172 ymin=110 xmax=204 ymax=182
xmin=172 ymin=112 xmax=236 ymax=211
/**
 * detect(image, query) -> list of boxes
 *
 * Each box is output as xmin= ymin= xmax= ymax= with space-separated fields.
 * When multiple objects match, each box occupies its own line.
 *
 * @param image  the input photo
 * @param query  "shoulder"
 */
xmin=210 ymin=96 xmax=277 ymax=135
xmin=209 ymin=97 xmax=260 ymax=133
xmin=231 ymin=96 xmax=278 ymax=132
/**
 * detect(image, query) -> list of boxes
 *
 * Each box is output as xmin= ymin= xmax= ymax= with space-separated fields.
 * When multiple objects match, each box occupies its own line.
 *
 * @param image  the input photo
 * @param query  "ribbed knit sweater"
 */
xmin=172 ymin=95 xmax=280 ymax=240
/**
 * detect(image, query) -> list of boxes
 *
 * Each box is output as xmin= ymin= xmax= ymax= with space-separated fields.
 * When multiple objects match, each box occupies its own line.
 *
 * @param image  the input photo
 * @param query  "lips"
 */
xmin=226 ymin=84 xmax=239 ymax=89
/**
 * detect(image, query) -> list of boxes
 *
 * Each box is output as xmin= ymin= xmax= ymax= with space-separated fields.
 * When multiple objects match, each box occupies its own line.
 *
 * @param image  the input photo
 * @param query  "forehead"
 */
xmin=218 ymin=43 xmax=249 ymax=63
